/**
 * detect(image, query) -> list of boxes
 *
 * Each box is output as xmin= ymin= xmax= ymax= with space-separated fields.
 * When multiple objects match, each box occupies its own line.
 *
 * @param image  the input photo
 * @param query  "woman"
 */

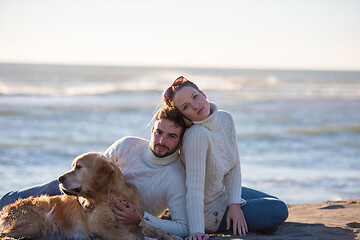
xmin=163 ymin=76 xmax=288 ymax=240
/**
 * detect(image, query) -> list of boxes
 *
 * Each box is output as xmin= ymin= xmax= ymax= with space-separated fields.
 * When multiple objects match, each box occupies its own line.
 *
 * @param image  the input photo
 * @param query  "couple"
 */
xmin=0 ymin=77 xmax=288 ymax=239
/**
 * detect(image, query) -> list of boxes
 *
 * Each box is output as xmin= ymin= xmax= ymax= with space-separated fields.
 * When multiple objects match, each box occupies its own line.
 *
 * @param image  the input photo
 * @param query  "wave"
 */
xmin=1 ymin=64 xmax=360 ymax=99
xmin=0 ymin=109 xmax=19 ymax=116
xmin=1 ymin=81 xmax=360 ymax=100
xmin=236 ymin=125 xmax=360 ymax=141
xmin=0 ymin=81 xmax=160 ymax=96
xmin=236 ymin=132 xmax=282 ymax=140
xmin=0 ymin=139 xmax=113 ymax=149
xmin=288 ymin=125 xmax=360 ymax=135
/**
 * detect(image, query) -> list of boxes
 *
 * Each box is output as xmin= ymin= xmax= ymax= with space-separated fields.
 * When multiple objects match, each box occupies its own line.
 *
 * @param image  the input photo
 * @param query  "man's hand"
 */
xmin=226 ymin=203 xmax=248 ymax=236
xmin=112 ymin=200 xmax=144 ymax=225
xmin=185 ymin=232 xmax=209 ymax=240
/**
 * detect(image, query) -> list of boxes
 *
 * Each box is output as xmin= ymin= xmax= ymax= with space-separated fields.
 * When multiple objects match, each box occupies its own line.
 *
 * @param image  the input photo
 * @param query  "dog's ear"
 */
xmin=93 ymin=159 xmax=115 ymax=189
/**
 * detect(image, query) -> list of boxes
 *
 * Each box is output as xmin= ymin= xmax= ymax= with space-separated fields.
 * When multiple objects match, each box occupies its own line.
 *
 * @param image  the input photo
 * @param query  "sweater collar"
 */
xmin=192 ymin=103 xmax=218 ymax=131
xmin=144 ymin=144 xmax=180 ymax=167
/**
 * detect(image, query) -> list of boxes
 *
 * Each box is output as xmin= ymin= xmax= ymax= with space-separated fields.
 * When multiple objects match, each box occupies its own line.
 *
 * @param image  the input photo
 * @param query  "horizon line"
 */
xmin=1 ymin=61 xmax=360 ymax=73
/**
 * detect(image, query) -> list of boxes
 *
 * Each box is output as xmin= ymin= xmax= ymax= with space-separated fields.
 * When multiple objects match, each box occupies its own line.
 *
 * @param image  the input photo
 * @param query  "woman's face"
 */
xmin=173 ymin=86 xmax=211 ymax=121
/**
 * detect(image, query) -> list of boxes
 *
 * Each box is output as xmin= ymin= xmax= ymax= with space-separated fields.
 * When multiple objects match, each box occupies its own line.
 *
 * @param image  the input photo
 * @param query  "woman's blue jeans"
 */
xmin=217 ymin=187 xmax=288 ymax=232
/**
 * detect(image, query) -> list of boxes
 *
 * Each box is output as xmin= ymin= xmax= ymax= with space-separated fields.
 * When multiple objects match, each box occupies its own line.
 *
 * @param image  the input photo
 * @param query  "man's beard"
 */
xmin=152 ymin=143 xmax=179 ymax=158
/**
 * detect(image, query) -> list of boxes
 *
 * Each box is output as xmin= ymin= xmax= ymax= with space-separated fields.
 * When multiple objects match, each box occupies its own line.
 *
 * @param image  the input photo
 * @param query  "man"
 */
xmin=0 ymin=107 xmax=189 ymax=237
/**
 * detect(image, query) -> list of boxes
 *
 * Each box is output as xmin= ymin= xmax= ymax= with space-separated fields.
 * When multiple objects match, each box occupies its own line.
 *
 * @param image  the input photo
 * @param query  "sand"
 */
xmin=209 ymin=199 xmax=360 ymax=240
xmin=2 ymin=199 xmax=359 ymax=239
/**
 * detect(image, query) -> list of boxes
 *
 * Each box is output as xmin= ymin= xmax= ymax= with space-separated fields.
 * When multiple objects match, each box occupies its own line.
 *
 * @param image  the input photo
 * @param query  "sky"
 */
xmin=0 ymin=0 xmax=359 ymax=70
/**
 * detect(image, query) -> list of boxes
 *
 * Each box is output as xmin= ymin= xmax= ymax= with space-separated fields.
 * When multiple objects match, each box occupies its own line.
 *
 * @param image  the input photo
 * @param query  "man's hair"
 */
xmin=154 ymin=106 xmax=189 ymax=138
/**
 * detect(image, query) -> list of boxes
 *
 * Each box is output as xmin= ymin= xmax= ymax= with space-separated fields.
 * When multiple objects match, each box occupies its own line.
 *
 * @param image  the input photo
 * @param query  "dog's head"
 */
xmin=58 ymin=152 xmax=124 ymax=199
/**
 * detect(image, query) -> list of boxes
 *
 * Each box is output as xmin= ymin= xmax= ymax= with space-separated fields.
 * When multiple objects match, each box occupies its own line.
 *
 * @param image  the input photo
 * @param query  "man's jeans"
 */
xmin=0 ymin=182 xmax=288 ymax=232
xmin=0 ymin=180 xmax=61 ymax=210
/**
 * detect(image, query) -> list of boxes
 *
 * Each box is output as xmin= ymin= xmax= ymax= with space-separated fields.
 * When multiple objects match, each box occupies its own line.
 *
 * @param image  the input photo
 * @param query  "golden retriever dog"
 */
xmin=0 ymin=152 xmax=176 ymax=240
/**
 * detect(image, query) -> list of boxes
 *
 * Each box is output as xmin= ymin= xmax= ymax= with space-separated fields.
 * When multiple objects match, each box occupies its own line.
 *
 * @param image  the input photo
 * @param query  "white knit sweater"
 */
xmin=104 ymin=137 xmax=189 ymax=237
xmin=181 ymin=103 xmax=246 ymax=234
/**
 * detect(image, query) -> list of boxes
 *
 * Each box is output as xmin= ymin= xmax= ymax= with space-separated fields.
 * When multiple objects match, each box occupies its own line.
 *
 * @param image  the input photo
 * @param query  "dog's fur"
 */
xmin=0 ymin=152 xmax=175 ymax=240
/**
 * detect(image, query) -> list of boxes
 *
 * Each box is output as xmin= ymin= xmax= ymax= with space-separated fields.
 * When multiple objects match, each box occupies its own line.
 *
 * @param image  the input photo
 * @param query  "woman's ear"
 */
xmin=183 ymin=116 xmax=193 ymax=128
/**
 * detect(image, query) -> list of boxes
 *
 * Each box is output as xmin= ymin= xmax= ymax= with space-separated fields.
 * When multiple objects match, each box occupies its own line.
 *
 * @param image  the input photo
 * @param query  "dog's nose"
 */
xmin=58 ymin=176 xmax=65 ymax=183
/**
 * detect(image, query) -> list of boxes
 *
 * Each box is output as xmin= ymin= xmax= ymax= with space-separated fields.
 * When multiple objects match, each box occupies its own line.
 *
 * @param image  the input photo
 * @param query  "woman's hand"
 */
xmin=112 ymin=200 xmax=144 ymax=225
xmin=226 ymin=203 xmax=248 ymax=236
xmin=185 ymin=232 xmax=209 ymax=240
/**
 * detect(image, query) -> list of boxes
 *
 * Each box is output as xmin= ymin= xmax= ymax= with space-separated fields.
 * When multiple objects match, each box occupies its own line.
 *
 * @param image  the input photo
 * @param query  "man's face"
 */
xmin=150 ymin=118 xmax=182 ymax=158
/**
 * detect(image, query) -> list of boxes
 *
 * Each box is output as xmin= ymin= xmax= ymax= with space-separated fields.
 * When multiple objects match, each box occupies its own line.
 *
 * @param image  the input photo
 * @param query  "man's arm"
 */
xmin=139 ymin=169 xmax=189 ymax=237
xmin=112 ymin=168 xmax=189 ymax=237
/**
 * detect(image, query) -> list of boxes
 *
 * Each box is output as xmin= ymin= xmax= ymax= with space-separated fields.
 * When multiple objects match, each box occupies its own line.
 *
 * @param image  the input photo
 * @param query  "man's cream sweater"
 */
xmin=181 ymin=103 xmax=246 ymax=234
xmin=104 ymin=137 xmax=189 ymax=237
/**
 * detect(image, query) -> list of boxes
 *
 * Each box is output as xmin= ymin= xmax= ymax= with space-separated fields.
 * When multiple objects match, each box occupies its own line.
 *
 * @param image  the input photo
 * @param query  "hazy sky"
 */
xmin=0 ymin=0 xmax=359 ymax=70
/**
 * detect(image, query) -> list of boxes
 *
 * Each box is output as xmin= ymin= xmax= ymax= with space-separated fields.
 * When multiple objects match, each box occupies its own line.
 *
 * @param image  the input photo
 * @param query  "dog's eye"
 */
xmin=75 ymin=164 xmax=82 ymax=170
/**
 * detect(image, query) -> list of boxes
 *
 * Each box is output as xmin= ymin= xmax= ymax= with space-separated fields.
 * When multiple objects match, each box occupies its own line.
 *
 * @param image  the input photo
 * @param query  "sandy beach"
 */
xmin=1 ymin=199 xmax=359 ymax=239
xmin=209 ymin=199 xmax=360 ymax=240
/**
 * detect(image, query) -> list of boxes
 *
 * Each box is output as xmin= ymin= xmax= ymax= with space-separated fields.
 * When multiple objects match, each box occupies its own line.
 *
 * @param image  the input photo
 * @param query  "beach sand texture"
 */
xmin=208 ymin=199 xmax=360 ymax=240
xmin=1 ymin=199 xmax=359 ymax=239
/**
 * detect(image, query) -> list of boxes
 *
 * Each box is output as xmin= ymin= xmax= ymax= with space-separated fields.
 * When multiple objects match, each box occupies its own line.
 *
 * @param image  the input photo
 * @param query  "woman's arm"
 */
xmin=182 ymin=126 xmax=209 ymax=234
xmin=223 ymin=115 xmax=246 ymax=205
xmin=222 ymin=114 xmax=247 ymax=236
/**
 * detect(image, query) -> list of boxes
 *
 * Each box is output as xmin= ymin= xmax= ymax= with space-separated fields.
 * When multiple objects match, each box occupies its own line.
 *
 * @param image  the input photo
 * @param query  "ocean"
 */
xmin=0 ymin=63 xmax=359 ymax=204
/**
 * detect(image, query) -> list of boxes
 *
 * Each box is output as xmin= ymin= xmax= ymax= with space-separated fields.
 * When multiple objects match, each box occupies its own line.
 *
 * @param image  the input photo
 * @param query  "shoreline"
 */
xmin=209 ymin=199 xmax=360 ymax=239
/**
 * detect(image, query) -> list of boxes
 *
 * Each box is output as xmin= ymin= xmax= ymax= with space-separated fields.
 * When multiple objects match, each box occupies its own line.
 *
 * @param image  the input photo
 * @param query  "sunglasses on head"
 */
xmin=163 ymin=76 xmax=191 ymax=99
